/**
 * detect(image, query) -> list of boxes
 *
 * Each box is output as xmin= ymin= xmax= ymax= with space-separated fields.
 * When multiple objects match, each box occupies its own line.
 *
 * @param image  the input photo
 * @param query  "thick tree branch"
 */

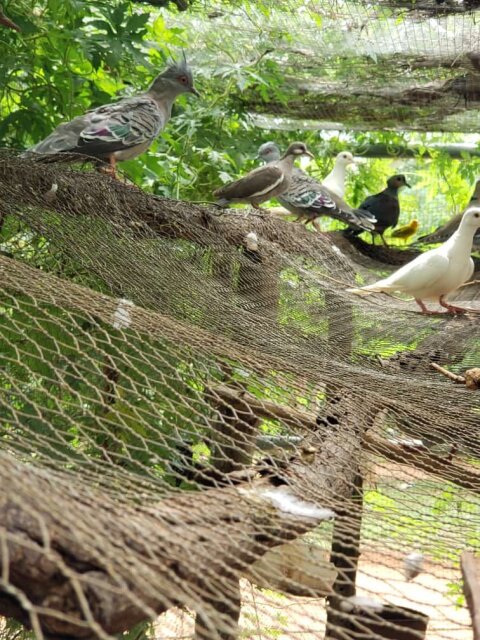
xmin=0 ymin=156 xmax=341 ymax=267
xmin=461 ymin=551 xmax=480 ymax=640
xmin=0 ymin=387 xmax=361 ymax=639
xmin=363 ymin=432 xmax=480 ymax=494
xmin=205 ymin=384 xmax=480 ymax=495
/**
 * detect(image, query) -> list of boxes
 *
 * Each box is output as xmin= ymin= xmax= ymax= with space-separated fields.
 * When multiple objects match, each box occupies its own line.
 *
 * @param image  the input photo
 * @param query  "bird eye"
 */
xmin=178 ymin=75 xmax=188 ymax=84
xmin=475 ymin=213 xmax=479 ymax=218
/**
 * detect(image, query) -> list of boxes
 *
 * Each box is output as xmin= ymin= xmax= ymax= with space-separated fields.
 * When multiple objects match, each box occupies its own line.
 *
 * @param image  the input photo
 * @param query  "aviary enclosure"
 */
xmin=0 ymin=1 xmax=480 ymax=639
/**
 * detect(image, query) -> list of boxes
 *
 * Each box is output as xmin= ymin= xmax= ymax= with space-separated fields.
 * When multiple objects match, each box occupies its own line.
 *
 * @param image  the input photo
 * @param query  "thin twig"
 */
xmin=458 ymin=279 xmax=480 ymax=289
xmin=430 ymin=362 xmax=465 ymax=384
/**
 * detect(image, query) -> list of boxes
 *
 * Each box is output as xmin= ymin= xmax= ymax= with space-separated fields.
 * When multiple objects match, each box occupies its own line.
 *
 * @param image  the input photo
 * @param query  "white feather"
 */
xmin=403 ymin=552 xmax=425 ymax=581
xmin=322 ymin=151 xmax=355 ymax=198
xmin=245 ymin=231 xmax=259 ymax=251
xmin=259 ymin=487 xmax=335 ymax=520
xmin=341 ymin=596 xmax=384 ymax=613
xmin=112 ymin=298 xmax=134 ymax=330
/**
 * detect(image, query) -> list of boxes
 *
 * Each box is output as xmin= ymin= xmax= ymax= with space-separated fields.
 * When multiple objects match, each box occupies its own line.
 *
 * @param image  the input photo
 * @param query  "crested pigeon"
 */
xmin=348 ymin=207 xmax=480 ymax=315
xmin=322 ymin=151 xmax=356 ymax=198
xmin=417 ymin=178 xmax=480 ymax=245
xmin=257 ymin=142 xmax=376 ymax=232
xmin=22 ymin=57 xmax=198 ymax=176
xmin=345 ymin=175 xmax=410 ymax=246
xmin=214 ymin=142 xmax=314 ymax=211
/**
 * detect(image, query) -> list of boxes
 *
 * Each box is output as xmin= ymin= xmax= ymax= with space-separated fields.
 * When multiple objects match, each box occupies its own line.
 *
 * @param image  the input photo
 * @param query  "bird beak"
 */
xmin=405 ymin=182 xmax=412 ymax=188
xmin=189 ymin=87 xmax=200 ymax=97
xmin=305 ymin=150 xmax=315 ymax=159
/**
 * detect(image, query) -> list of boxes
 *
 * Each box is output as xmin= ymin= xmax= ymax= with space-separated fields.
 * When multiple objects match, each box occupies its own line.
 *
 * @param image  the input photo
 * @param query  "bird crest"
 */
xmin=160 ymin=50 xmax=191 ymax=76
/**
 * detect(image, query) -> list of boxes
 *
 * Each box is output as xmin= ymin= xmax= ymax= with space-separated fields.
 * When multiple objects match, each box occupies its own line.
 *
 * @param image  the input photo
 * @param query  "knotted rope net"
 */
xmin=185 ymin=0 xmax=480 ymax=134
xmin=0 ymin=150 xmax=479 ymax=640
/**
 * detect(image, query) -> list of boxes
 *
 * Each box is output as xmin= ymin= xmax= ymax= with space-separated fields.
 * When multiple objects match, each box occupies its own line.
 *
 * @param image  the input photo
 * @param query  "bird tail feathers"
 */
xmin=347 ymin=282 xmax=391 ymax=296
xmin=350 ymin=208 xmax=376 ymax=231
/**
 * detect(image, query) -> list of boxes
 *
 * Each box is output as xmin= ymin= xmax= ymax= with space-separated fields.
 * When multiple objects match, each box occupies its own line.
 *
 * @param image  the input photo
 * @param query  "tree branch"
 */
xmin=205 ymin=384 xmax=480 ymax=495
xmin=461 ymin=551 xmax=480 ymax=640
xmin=0 ymin=390 xmax=360 ymax=639
xmin=0 ymin=11 xmax=21 ymax=32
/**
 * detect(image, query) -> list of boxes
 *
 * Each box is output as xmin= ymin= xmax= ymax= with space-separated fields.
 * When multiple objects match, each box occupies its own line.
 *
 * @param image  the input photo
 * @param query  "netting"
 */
xmin=182 ymin=0 xmax=480 ymax=132
xmin=0 ymin=149 xmax=479 ymax=640
xmin=1 ymin=0 xmax=480 ymax=638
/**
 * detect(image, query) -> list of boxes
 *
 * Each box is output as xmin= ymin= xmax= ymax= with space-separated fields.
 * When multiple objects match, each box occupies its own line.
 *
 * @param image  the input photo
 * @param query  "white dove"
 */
xmin=322 ymin=151 xmax=356 ymax=198
xmin=348 ymin=207 xmax=480 ymax=314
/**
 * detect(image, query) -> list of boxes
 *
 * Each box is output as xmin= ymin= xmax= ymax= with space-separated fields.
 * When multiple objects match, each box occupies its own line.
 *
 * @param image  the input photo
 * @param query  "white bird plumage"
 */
xmin=403 ymin=552 xmax=425 ymax=581
xmin=348 ymin=207 xmax=480 ymax=314
xmin=322 ymin=151 xmax=356 ymax=198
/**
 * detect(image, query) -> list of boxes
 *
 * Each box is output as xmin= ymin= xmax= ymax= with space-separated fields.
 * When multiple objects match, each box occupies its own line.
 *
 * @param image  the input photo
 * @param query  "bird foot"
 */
xmin=442 ymin=305 xmax=468 ymax=315
xmin=98 ymin=164 xmax=120 ymax=180
xmin=439 ymin=296 xmax=478 ymax=315
xmin=416 ymin=299 xmax=478 ymax=315
xmin=419 ymin=309 xmax=445 ymax=315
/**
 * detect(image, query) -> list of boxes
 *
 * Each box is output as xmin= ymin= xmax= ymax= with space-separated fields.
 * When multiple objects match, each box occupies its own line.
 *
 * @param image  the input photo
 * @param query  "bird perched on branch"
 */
xmin=257 ymin=142 xmax=375 ymax=232
xmin=391 ymin=219 xmax=419 ymax=244
xmin=345 ymin=175 xmax=411 ymax=246
xmin=322 ymin=151 xmax=356 ymax=198
xmin=347 ymin=207 xmax=480 ymax=314
xmin=22 ymin=56 xmax=198 ymax=177
xmin=214 ymin=142 xmax=314 ymax=211
xmin=417 ymin=178 xmax=480 ymax=245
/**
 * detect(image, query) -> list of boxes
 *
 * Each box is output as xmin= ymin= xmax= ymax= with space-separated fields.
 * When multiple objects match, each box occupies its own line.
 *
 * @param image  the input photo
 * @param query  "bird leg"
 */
xmin=107 ymin=156 xmax=118 ymax=179
xmin=98 ymin=156 xmax=119 ymax=180
xmin=414 ymin=299 xmax=443 ymax=315
xmin=439 ymin=295 xmax=477 ymax=314
xmin=293 ymin=214 xmax=308 ymax=224
xmin=312 ymin=219 xmax=323 ymax=233
xmin=380 ymin=233 xmax=389 ymax=247
xmin=416 ymin=296 xmax=478 ymax=315
xmin=251 ymin=203 xmax=268 ymax=215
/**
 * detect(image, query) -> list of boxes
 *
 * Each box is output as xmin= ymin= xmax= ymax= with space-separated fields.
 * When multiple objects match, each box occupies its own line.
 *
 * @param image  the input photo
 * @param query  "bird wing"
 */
xmin=378 ymin=251 xmax=450 ymax=292
xmin=214 ymin=165 xmax=284 ymax=200
xmin=359 ymin=192 xmax=399 ymax=231
xmin=27 ymin=96 xmax=164 ymax=157
xmin=358 ymin=193 xmax=378 ymax=211
xmin=280 ymin=176 xmax=337 ymax=213
xmin=280 ymin=174 xmax=375 ymax=231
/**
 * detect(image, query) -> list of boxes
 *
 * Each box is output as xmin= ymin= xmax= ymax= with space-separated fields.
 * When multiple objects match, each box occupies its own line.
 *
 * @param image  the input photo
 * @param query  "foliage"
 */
xmin=0 ymin=5 xmax=478 ymax=637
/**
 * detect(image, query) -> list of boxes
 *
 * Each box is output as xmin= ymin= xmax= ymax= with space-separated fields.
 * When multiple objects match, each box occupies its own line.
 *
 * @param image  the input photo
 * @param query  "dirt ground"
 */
xmin=156 ymin=554 xmax=471 ymax=639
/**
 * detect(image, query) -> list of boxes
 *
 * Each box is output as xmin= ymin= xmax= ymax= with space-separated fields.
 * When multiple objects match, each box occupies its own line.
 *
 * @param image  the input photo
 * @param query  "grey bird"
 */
xmin=417 ymin=178 xmax=480 ymax=245
xmin=257 ymin=142 xmax=376 ymax=232
xmin=214 ymin=142 xmax=314 ymax=211
xmin=22 ymin=57 xmax=199 ymax=177
xmin=345 ymin=174 xmax=411 ymax=246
